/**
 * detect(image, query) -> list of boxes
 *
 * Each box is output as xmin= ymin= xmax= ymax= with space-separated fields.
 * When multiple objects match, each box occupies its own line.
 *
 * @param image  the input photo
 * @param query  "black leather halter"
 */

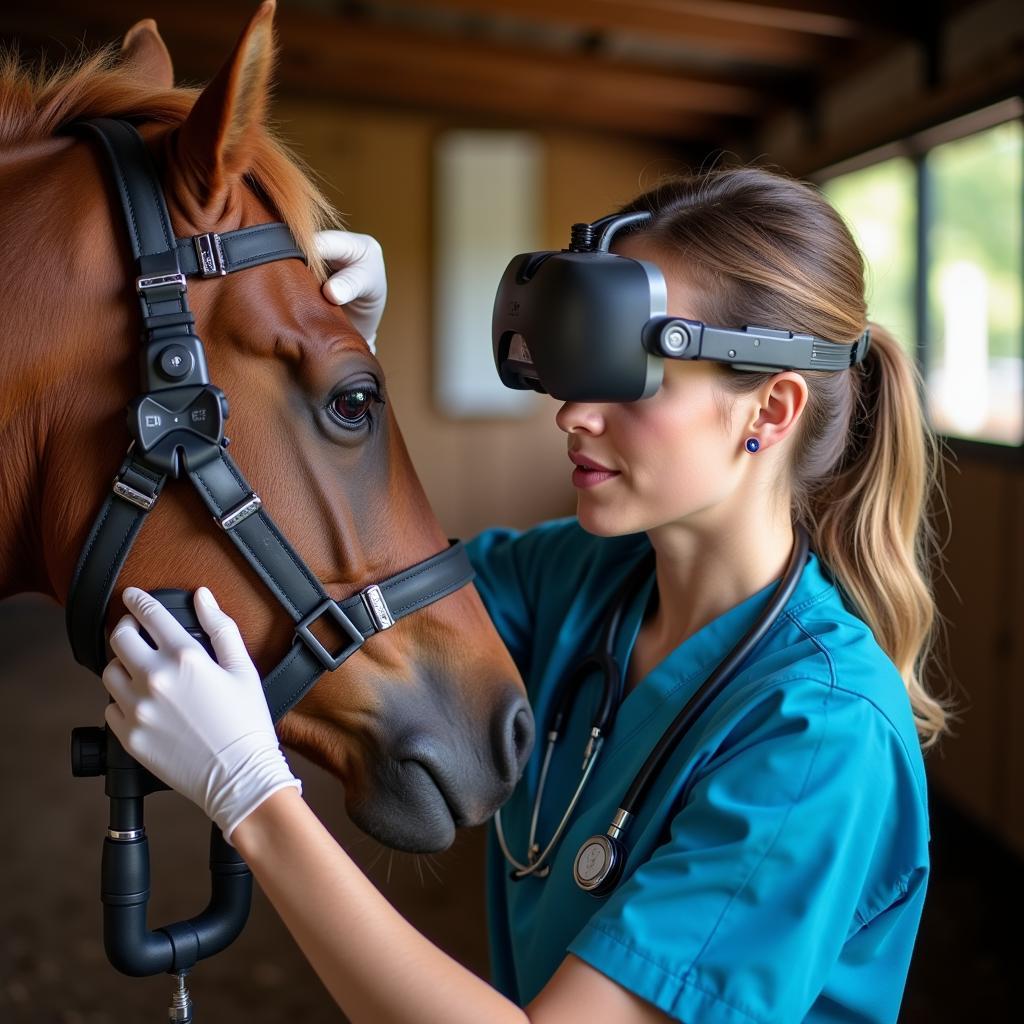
xmin=66 ymin=117 xmax=475 ymax=721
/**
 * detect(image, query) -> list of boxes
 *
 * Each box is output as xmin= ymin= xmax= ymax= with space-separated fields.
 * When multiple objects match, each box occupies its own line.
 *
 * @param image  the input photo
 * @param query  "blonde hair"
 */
xmin=618 ymin=166 xmax=951 ymax=747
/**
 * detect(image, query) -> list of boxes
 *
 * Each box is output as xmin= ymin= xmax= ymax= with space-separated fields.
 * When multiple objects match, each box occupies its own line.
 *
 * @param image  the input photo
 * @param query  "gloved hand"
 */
xmin=315 ymin=229 xmax=387 ymax=352
xmin=102 ymin=586 xmax=301 ymax=845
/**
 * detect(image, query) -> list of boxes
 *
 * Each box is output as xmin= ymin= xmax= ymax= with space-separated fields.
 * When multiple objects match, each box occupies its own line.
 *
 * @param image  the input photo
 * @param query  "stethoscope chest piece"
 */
xmin=573 ymin=806 xmax=631 ymax=896
xmin=573 ymin=833 xmax=625 ymax=896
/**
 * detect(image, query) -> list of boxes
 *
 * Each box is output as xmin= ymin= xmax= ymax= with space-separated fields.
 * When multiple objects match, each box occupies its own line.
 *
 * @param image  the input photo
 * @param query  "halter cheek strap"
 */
xmin=66 ymin=117 xmax=475 ymax=722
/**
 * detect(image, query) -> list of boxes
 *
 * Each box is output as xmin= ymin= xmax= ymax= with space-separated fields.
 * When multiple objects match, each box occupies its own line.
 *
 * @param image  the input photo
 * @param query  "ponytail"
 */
xmin=800 ymin=324 xmax=950 ymax=747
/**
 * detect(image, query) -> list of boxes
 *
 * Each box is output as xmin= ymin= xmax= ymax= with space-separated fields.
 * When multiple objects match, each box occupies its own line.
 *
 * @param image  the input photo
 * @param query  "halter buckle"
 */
xmin=294 ymin=599 xmax=365 ymax=672
xmin=217 ymin=494 xmax=262 ymax=531
xmin=360 ymin=584 xmax=395 ymax=632
xmin=112 ymin=479 xmax=157 ymax=511
xmin=193 ymin=232 xmax=227 ymax=277
xmin=136 ymin=272 xmax=186 ymax=295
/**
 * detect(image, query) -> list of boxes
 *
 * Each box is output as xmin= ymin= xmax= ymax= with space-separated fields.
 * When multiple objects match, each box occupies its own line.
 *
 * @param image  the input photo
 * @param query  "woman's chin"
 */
xmin=575 ymin=500 xmax=635 ymax=538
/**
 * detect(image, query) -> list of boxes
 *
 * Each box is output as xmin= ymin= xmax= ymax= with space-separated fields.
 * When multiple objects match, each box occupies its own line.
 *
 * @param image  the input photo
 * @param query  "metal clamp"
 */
xmin=217 ymin=494 xmax=262 ymax=531
xmin=112 ymin=478 xmax=157 ymax=511
xmin=850 ymin=327 xmax=872 ymax=365
xmin=136 ymin=272 xmax=186 ymax=295
xmin=107 ymin=827 xmax=145 ymax=841
xmin=360 ymin=584 xmax=395 ymax=632
xmin=193 ymin=232 xmax=227 ymax=277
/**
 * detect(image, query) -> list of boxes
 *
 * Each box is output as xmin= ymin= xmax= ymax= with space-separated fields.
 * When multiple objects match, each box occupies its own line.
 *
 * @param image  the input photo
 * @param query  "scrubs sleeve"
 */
xmin=567 ymin=677 xmax=929 ymax=1024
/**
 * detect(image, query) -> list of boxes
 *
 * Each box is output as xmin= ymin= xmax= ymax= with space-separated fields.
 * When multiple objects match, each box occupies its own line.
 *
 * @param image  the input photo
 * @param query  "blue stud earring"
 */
xmin=744 ymin=437 xmax=760 ymax=454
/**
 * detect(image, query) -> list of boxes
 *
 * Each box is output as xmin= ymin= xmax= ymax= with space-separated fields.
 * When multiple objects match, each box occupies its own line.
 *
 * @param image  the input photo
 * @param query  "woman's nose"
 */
xmin=555 ymin=401 xmax=606 ymax=435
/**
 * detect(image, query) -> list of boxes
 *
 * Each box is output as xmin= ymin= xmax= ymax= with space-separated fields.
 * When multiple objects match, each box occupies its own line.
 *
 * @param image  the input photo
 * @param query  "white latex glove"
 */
xmin=102 ymin=585 xmax=301 ymax=845
xmin=315 ymin=229 xmax=387 ymax=353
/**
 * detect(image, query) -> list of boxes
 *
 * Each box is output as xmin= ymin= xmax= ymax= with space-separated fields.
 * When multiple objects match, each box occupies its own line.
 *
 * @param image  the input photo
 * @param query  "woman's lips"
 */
xmin=568 ymin=451 xmax=620 ymax=489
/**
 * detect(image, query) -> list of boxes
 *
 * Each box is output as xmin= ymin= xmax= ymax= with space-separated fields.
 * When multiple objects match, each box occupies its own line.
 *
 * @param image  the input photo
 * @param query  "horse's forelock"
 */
xmin=0 ymin=41 xmax=334 ymax=281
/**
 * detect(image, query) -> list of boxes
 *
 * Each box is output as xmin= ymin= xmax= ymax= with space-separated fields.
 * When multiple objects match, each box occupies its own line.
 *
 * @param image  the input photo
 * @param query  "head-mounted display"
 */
xmin=492 ymin=210 xmax=871 ymax=402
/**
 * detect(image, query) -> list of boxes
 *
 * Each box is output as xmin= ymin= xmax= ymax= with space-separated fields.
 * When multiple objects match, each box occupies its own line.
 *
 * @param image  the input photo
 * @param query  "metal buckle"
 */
xmin=217 ymin=494 xmax=262 ymax=531
xmin=360 ymin=584 xmax=395 ymax=632
xmin=294 ymin=599 xmax=365 ymax=672
xmin=136 ymin=272 xmax=186 ymax=295
xmin=112 ymin=478 xmax=156 ymax=511
xmin=193 ymin=232 xmax=227 ymax=277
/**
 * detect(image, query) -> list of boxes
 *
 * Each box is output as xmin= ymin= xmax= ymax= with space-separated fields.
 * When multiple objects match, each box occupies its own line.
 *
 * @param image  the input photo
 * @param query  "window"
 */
xmin=433 ymin=130 xmax=544 ymax=418
xmin=927 ymin=122 xmax=1022 ymax=445
xmin=824 ymin=158 xmax=916 ymax=353
xmin=820 ymin=103 xmax=1023 ymax=451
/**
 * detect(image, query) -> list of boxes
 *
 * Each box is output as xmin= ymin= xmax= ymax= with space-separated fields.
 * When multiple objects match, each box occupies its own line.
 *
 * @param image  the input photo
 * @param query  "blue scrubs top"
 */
xmin=465 ymin=518 xmax=930 ymax=1024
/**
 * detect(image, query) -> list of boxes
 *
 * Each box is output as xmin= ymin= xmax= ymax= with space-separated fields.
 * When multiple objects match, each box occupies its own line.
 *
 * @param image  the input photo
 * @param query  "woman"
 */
xmin=102 ymin=166 xmax=947 ymax=1023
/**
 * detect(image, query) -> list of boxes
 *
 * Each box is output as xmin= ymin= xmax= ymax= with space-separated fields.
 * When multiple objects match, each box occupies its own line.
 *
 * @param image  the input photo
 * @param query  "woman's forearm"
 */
xmin=232 ymin=787 xmax=529 ymax=1024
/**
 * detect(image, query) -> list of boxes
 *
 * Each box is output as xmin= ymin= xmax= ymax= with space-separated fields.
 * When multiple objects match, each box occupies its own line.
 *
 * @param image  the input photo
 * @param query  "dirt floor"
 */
xmin=1 ymin=592 xmax=1018 ymax=1023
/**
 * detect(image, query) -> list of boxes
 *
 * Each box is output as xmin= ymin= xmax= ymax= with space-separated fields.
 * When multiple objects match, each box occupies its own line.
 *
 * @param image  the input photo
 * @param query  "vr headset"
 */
xmin=492 ymin=210 xmax=871 ymax=402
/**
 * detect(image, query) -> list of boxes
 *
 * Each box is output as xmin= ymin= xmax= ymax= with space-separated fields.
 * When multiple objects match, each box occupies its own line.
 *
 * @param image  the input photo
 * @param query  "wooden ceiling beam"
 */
xmin=280 ymin=23 xmax=762 ymax=118
xmin=0 ymin=3 xmax=758 ymax=142
xmin=280 ymin=55 xmax=739 ymax=141
xmin=784 ymin=44 xmax=1024 ymax=176
xmin=412 ymin=0 xmax=835 ymax=67
xmin=652 ymin=1 xmax=883 ymax=38
xmin=0 ymin=1 xmax=770 ymax=126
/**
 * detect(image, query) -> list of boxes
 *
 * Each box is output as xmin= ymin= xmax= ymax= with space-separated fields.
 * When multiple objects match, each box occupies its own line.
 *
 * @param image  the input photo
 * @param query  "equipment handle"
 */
xmin=73 ymin=722 xmax=253 ymax=977
xmin=101 ymin=815 xmax=252 ymax=977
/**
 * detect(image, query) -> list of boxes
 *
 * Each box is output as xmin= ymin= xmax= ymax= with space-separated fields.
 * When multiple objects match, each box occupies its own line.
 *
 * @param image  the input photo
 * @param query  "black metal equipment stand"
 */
xmin=70 ymin=591 xmax=253 ymax=1022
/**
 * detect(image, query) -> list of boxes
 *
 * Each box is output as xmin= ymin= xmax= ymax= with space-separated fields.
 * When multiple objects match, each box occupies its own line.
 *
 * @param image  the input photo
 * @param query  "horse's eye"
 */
xmin=328 ymin=384 xmax=381 ymax=427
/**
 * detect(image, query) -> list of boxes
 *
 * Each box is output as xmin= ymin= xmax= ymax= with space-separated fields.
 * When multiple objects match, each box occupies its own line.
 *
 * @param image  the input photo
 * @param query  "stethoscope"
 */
xmin=495 ymin=522 xmax=810 ymax=898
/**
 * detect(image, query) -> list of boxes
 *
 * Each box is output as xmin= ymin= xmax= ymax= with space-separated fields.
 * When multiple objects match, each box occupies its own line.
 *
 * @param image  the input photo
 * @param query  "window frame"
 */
xmin=813 ymin=97 xmax=1024 ymax=468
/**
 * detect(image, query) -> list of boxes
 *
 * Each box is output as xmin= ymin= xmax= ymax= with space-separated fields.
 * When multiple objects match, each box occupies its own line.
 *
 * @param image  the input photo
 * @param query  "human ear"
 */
xmin=747 ymin=372 xmax=808 ymax=451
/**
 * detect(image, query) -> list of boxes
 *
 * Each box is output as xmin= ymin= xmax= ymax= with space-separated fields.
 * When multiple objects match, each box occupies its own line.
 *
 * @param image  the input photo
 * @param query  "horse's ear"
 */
xmin=171 ymin=0 xmax=277 ymax=212
xmin=121 ymin=19 xmax=174 ymax=89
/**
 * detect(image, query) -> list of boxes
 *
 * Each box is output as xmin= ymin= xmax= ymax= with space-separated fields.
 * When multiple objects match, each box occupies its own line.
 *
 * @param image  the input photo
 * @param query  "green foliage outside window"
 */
xmin=928 ymin=121 xmax=1022 ymax=364
xmin=822 ymin=121 xmax=1023 ymax=447
xmin=823 ymin=158 xmax=916 ymax=354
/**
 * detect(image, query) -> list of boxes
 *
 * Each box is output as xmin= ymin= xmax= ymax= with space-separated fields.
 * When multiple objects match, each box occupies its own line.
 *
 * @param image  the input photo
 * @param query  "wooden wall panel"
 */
xmin=925 ymin=460 xmax=1009 ymax=830
xmin=1003 ymin=473 xmax=1024 ymax=855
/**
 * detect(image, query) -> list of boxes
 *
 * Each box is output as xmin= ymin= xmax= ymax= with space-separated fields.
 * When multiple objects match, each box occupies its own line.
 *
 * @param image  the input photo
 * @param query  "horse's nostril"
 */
xmin=495 ymin=698 xmax=535 ymax=783
xmin=513 ymin=708 xmax=533 ymax=767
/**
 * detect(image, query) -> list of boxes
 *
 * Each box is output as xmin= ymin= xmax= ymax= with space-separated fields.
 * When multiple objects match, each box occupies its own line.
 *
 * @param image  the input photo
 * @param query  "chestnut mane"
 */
xmin=0 ymin=41 xmax=336 ymax=279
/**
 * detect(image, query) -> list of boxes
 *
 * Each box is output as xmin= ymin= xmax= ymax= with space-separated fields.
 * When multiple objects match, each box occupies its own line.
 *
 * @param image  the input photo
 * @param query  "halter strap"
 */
xmin=65 ymin=117 xmax=474 ymax=722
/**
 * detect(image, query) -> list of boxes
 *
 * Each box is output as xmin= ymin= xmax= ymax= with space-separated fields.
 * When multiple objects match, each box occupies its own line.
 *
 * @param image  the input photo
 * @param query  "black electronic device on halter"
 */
xmin=491 ymin=211 xmax=868 ymax=896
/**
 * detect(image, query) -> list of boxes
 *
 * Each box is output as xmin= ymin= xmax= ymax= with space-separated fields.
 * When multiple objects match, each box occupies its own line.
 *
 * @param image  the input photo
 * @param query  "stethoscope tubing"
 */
xmin=494 ymin=734 xmax=604 ymax=879
xmin=495 ymin=552 xmax=655 ymax=878
xmin=618 ymin=522 xmax=810 ymax=816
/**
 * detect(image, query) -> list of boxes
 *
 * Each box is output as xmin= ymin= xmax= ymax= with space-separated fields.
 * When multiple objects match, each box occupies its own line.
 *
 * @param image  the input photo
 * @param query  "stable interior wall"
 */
xmin=745 ymin=0 xmax=1024 ymax=176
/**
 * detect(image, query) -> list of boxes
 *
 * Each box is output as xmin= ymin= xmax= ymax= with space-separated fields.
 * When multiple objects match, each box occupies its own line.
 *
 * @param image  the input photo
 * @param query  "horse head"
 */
xmin=0 ymin=0 xmax=533 ymax=853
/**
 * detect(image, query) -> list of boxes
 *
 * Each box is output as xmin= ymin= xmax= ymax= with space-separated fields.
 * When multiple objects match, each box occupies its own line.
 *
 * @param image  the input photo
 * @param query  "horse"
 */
xmin=0 ymin=0 xmax=533 ymax=855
